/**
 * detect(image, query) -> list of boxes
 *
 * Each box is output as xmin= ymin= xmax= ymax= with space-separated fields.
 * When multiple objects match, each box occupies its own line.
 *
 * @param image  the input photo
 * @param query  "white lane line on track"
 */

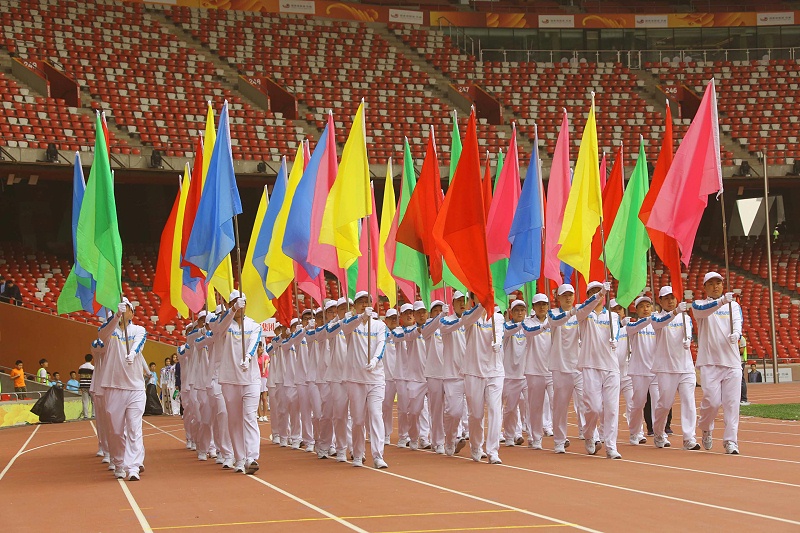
xmin=0 ymin=425 xmax=39 ymax=481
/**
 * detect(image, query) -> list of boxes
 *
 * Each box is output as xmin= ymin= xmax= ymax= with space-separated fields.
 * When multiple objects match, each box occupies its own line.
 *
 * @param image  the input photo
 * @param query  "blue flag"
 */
xmin=254 ymin=157 xmax=288 ymax=299
xmin=282 ymin=124 xmax=326 ymax=279
xmin=185 ymin=101 xmax=242 ymax=280
xmin=505 ymin=131 xmax=544 ymax=293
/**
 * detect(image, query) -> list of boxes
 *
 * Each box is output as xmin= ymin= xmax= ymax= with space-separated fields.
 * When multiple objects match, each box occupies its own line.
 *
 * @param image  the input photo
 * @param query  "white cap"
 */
xmin=290 ymin=318 xmax=299 ymax=327
xmin=229 ymin=289 xmax=245 ymax=301
xmin=658 ymin=286 xmax=674 ymax=298
xmin=336 ymin=297 xmax=353 ymax=307
xmin=354 ymin=290 xmax=369 ymax=302
xmin=400 ymin=303 xmax=414 ymax=313
xmin=494 ymin=305 xmax=501 ymax=314
xmin=274 ymin=321 xmax=283 ymax=328
xmin=314 ymin=307 xmax=323 ymax=314
xmin=634 ymin=295 xmax=652 ymax=307
xmin=510 ymin=299 xmax=527 ymax=310
xmin=586 ymin=281 xmax=603 ymax=292
xmin=557 ymin=284 xmax=575 ymax=296
xmin=413 ymin=300 xmax=426 ymax=312
xmin=301 ymin=308 xmax=313 ymax=316
xmin=197 ymin=310 xmax=207 ymax=319
xmin=206 ymin=312 xmax=216 ymax=322
xmin=324 ymin=300 xmax=338 ymax=311
xmin=385 ymin=308 xmax=398 ymax=318
xmin=452 ymin=290 xmax=465 ymax=300
xmin=532 ymin=293 xmax=549 ymax=304
xmin=429 ymin=299 xmax=444 ymax=311
xmin=609 ymin=298 xmax=619 ymax=308
xmin=703 ymin=271 xmax=724 ymax=284
xmin=215 ymin=304 xmax=223 ymax=314
xmin=121 ymin=296 xmax=133 ymax=309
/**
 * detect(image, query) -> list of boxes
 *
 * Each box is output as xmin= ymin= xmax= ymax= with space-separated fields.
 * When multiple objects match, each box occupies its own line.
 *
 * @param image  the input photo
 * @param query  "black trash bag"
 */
xmin=31 ymin=386 xmax=65 ymax=423
xmin=144 ymin=383 xmax=163 ymax=416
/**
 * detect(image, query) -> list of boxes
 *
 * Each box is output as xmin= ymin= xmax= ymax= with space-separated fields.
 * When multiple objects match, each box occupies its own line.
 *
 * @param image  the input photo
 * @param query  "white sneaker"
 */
xmin=190 ymin=442 xmax=197 ymax=451
xmin=488 ymin=454 xmax=502 ymax=464
xmin=471 ymin=449 xmax=483 ymax=462
xmin=222 ymin=458 xmax=234 ymax=469
xmin=384 ymin=435 xmax=391 ymax=445
xmin=455 ymin=439 xmax=467 ymax=455
xmin=434 ymin=445 xmax=445 ymax=454
xmin=108 ymin=463 xmax=116 ymax=471
xmin=208 ymin=451 xmax=217 ymax=459
xmin=544 ymin=429 xmax=554 ymax=437
xmin=629 ymin=435 xmax=641 ymax=445
xmin=234 ymin=461 xmax=245 ymax=473
xmin=352 ymin=457 xmax=363 ymax=467
xmin=305 ymin=444 xmax=315 ymax=453
xmin=373 ymin=457 xmax=388 ymax=469
xmin=702 ymin=430 xmax=713 ymax=450
xmin=529 ymin=438 xmax=543 ymax=450
xmin=280 ymin=437 xmax=288 ymax=447
xmin=197 ymin=453 xmax=208 ymax=461
xmin=336 ymin=451 xmax=347 ymax=462
xmin=514 ymin=436 xmax=524 ymax=446
xmin=684 ymin=440 xmax=701 ymax=451
xmin=114 ymin=469 xmax=126 ymax=479
xmin=504 ymin=438 xmax=516 ymax=447
xmin=554 ymin=443 xmax=566 ymax=454
xmin=396 ymin=437 xmax=410 ymax=448
xmin=606 ymin=449 xmax=622 ymax=460
xmin=329 ymin=446 xmax=337 ymax=456
xmin=317 ymin=450 xmax=328 ymax=459
xmin=654 ymin=436 xmax=671 ymax=449
xmin=185 ymin=441 xmax=192 ymax=450
xmin=245 ymin=460 xmax=260 ymax=475
xmin=724 ymin=441 xmax=740 ymax=455
xmin=101 ymin=455 xmax=111 ymax=464
xmin=409 ymin=441 xmax=419 ymax=450
xmin=215 ymin=455 xmax=225 ymax=464
xmin=271 ymin=435 xmax=280 ymax=445
xmin=290 ymin=440 xmax=301 ymax=450
xmin=127 ymin=471 xmax=140 ymax=482
xmin=420 ymin=440 xmax=432 ymax=450
xmin=740 ymin=401 xmax=750 ymax=406
xmin=95 ymin=449 xmax=105 ymax=457
xmin=585 ymin=440 xmax=599 ymax=455
xmin=444 ymin=444 xmax=455 ymax=456
xmin=564 ymin=439 xmax=571 ymax=448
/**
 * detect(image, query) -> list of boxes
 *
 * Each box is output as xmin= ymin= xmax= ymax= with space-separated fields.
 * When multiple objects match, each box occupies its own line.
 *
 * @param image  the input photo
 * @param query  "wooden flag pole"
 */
xmin=598 ymin=218 xmax=615 ymax=342
xmin=367 ymin=212 xmax=373 ymax=364
xmin=233 ymin=214 xmax=247 ymax=364
xmin=718 ymin=189 xmax=735 ymax=332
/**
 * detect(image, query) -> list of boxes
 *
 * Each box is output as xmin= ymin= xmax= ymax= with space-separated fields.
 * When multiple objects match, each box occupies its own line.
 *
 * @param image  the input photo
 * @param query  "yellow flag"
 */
xmin=378 ymin=157 xmax=397 ymax=307
xmin=320 ymin=100 xmax=371 ymax=269
xmin=242 ymin=185 xmax=276 ymax=323
xmin=265 ymin=144 xmax=304 ymax=298
xmin=169 ymin=164 xmax=191 ymax=318
xmin=558 ymin=95 xmax=602 ymax=281
xmin=202 ymin=102 xmax=234 ymax=306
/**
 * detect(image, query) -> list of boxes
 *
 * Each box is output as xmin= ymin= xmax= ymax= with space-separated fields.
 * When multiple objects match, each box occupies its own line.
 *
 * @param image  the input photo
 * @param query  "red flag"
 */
xmin=590 ymin=144 xmax=625 ymax=281
xmin=432 ymin=111 xmax=494 ymax=313
xmin=482 ymin=151 xmax=493 ymax=221
xmin=396 ymin=128 xmax=444 ymax=284
xmin=181 ymin=136 xmax=205 ymax=279
xmin=640 ymin=103 xmax=683 ymax=298
xmin=273 ymin=286 xmax=295 ymax=327
xmin=154 ymin=184 xmax=180 ymax=323
xmin=356 ymin=185 xmax=380 ymax=306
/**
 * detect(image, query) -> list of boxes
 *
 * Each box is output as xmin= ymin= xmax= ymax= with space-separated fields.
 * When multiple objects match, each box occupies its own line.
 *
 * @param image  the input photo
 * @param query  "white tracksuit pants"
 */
xmin=582 ymin=368 xmax=621 ymax=452
xmin=620 ymin=375 xmax=634 ymax=429
xmin=630 ymin=374 xmax=659 ymax=438
xmin=283 ymin=385 xmax=301 ymax=442
xmin=420 ymin=395 xmax=431 ymax=444
xmin=382 ymin=379 xmax=396 ymax=441
xmin=502 ymin=377 xmax=526 ymax=442
xmin=298 ymin=383 xmax=314 ymax=446
xmin=442 ymin=378 xmax=465 ymax=447
xmin=268 ymin=385 xmax=280 ymax=440
xmin=347 ymin=381 xmax=385 ymax=460
xmin=221 ymin=382 xmax=260 ymax=465
xmin=169 ymin=386 xmax=180 ymax=415
xmin=307 ymin=381 xmax=322 ymax=446
xmin=104 ymin=388 xmax=145 ymax=476
xmin=196 ymin=388 xmax=214 ymax=455
xmin=405 ymin=381 xmax=427 ymax=444
xmin=425 ymin=378 xmax=445 ymax=447
xmin=189 ymin=388 xmax=205 ymax=446
xmin=551 ymin=370 xmax=586 ymax=447
xmin=94 ymin=393 xmax=109 ymax=454
xmin=655 ymin=372 xmax=697 ymax=442
xmin=464 ymin=375 xmax=503 ymax=458
xmin=525 ymin=374 xmax=550 ymax=442
xmin=211 ymin=381 xmax=233 ymax=460
xmin=543 ymin=375 xmax=554 ymax=431
xmin=317 ymin=382 xmax=334 ymax=451
xmin=395 ymin=380 xmax=410 ymax=441
xmin=330 ymin=381 xmax=351 ymax=453
xmin=698 ymin=365 xmax=741 ymax=444
xmin=180 ymin=388 xmax=194 ymax=442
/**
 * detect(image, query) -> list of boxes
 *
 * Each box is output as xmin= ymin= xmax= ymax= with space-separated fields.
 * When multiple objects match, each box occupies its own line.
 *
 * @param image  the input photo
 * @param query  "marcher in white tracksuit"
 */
xmin=304 ymin=309 xmax=323 ymax=453
xmin=609 ymin=299 xmax=634 ymax=432
xmin=266 ymin=329 xmax=283 ymax=446
xmin=574 ymin=281 xmax=621 ymax=459
xmin=626 ymin=297 xmax=658 ymax=445
xmin=198 ymin=309 xmax=234 ymax=468
xmin=91 ymin=337 xmax=111 ymax=466
xmin=459 ymin=300 xmax=505 ymax=464
xmin=285 ymin=317 xmax=311 ymax=450
xmin=437 ymin=292 xmax=468 ymax=456
xmin=213 ymin=291 xmax=262 ymax=474
xmin=178 ymin=322 xmax=198 ymax=451
xmin=191 ymin=312 xmax=216 ymax=462
xmin=401 ymin=301 xmax=431 ymax=450
xmin=343 ymin=292 xmax=389 ymax=469
xmin=278 ymin=322 xmax=301 ymax=448
xmin=393 ymin=303 xmax=414 ymax=448
xmin=501 ymin=300 xmax=529 ymax=447
xmin=409 ymin=300 xmax=446 ymax=454
xmin=310 ymin=301 xmax=338 ymax=458
xmin=651 ymin=285 xmax=700 ymax=451
xmin=547 ymin=284 xmax=588 ymax=454
xmin=381 ymin=308 xmax=399 ymax=444
xmin=519 ymin=294 xmax=552 ymax=450
xmin=99 ymin=298 xmax=147 ymax=481
xmin=325 ymin=297 xmax=354 ymax=461
xmin=692 ymin=271 xmax=744 ymax=455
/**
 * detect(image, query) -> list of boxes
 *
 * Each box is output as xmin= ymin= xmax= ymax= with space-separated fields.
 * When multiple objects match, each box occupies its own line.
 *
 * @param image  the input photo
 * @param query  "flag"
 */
xmin=320 ymin=100 xmax=371 ymax=269
xmin=640 ymin=102 xmax=683 ymax=298
xmin=168 ymin=164 xmax=192 ymax=319
xmin=544 ymin=109 xmax=571 ymax=284
xmin=606 ymin=138 xmax=651 ymax=307
xmin=58 ymin=152 xmax=99 ymax=314
xmin=396 ymin=126 xmax=444 ymax=284
xmin=255 ymin=158 xmax=288 ymax=299
xmin=152 ymin=177 xmax=181 ymax=323
xmin=442 ymin=110 xmax=467 ymax=294
xmin=487 ymin=125 xmax=521 ymax=263
xmin=242 ymin=185 xmax=277 ymax=322
xmin=558 ymin=97 xmax=602 ymax=281
xmin=354 ymin=184 xmax=379 ymax=305
xmin=590 ymin=144 xmax=625 ymax=281
xmin=273 ymin=285 xmax=294 ymax=329
xmin=392 ymin=138 xmax=431 ymax=304
xmin=266 ymin=144 xmax=304 ymax=299
xmin=505 ymin=125 xmax=544 ymax=293
xmin=185 ymin=101 xmax=243 ymax=293
xmin=646 ymin=80 xmax=722 ymax=266
xmin=178 ymin=138 xmax=207 ymax=314
xmin=378 ymin=159 xmax=397 ymax=306
xmin=482 ymin=150 xmax=494 ymax=220
xmin=76 ymin=113 xmax=122 ymax=310
xmin=432 ymin=110 xmax=494 ymax=313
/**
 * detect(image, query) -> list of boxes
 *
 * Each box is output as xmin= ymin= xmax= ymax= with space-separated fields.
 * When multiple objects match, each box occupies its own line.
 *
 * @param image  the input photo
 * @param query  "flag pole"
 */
xmin=599 ymin=220 xmax=615 ymax=342
xmin=762 ymin=151 xmax=779 ymax=383
xmin=367 ymin=212 xmax=373 ymax=364
xmin=718 ymin=188 xmax=734 ymax=332
xmin=233 ymin=214 xmax=246 ymax=364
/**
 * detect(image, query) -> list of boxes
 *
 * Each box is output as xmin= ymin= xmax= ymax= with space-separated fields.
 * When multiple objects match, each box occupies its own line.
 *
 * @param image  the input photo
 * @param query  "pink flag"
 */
xmin=543 ymin=109 xmax=571 ymax=284
xmin=356 ymin=185 xmax=379 ymax=306
xmin=646 ymin=79 xmax=722 ymax=266
xmin=486 ymin=124 xmax=521 ymax=263
xmin=296 ymin=264 xmax=325 ymax=308
xmin=303 ymin=138 xmax=311 ymax=168
xmin=385 ymin=196 xmax=417 ymax=305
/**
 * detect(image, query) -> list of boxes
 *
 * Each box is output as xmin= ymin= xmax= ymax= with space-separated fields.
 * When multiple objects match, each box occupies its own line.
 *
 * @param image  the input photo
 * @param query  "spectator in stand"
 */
xmin=1 ymin=278 xmax=23 ymax=306
xmin=748 ymin=363 xmax=763 ymax=383
xmin=37 ymin=359 xmax=49 ymax=384
xmin=10 ymin=360 xmax=26 ymax=399
xmin=66 ymin=371 xmax=80 ymax=393
xmin=51 ymin=372 xmax=63 ymax=388
xmin=0 ymin=276 xmax=6 ymax=295
xmin=78 ymin=354 xmax=94 ymax=418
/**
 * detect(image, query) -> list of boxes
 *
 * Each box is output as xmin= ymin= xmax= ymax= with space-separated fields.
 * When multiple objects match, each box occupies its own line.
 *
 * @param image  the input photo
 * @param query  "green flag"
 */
xmin=76 ymin=113 xmax=123 ymax=310
xmin=490 ymin=149 xmax=509 ymax=311
xmin=393 ymin=138 xmax=432 ymax=305
xmin=606 ymin=138 xmax=651 ymax=307
xmin=441 ymin=111 xmax=467 ymax=294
